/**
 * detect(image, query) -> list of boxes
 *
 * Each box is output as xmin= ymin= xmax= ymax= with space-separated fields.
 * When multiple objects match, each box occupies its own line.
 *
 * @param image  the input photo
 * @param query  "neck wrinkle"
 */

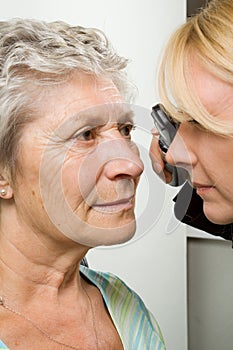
xmin=0 ymin=229 xmax=89 ymax=304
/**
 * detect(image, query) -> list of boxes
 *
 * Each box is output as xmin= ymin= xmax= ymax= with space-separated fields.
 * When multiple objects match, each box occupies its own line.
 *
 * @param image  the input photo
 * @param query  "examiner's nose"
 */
xmin=165 ymin=124 xmax=197 ymax=169
xmin=102 ymin=139 xmax=144 ymax=180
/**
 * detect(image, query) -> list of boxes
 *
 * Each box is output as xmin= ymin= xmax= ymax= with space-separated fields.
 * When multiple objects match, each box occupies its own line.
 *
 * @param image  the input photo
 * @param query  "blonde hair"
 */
xmin=0 ymin=18 xmax=134 ymax=176
xmin=158 ymin=0 xmax=233 ymax=136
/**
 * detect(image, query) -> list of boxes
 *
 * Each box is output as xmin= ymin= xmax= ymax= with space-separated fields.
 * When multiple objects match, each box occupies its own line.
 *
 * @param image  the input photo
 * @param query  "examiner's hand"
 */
xmin=149 ymin=129 xmax=173 ymax=184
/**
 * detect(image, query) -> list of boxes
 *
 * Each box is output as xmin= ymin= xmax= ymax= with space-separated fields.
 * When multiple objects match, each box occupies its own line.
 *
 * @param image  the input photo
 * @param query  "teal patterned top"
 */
xmin=0 ymin=265 xmax=166 ymax=349
xmin=0 ymin=341 xmax=8 ymax=350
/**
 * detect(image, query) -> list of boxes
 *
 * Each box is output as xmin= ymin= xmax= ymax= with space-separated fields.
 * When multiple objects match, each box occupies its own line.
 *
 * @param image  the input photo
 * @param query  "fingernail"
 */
xmin=152 ymin=161 xmax=163 ymax=173
xmin=151 ymin=128 xmax=159 ymax=137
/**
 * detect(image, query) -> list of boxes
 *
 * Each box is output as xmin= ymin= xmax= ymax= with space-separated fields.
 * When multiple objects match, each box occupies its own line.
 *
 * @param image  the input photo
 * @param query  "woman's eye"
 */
xmin=188 ymin=119 xmax=200 ymax=125
xmin=119 ymin=124 xmax=135 ymax=137
xmin=74 ymin=129 xmax=95 ymax=141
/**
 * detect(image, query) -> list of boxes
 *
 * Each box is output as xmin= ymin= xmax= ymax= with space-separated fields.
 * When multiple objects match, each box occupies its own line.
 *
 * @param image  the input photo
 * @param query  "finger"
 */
xmin=149 ymin=135 xmax=164 ymax=169
xmin=150 ymin=135 xmax=173 ymax=184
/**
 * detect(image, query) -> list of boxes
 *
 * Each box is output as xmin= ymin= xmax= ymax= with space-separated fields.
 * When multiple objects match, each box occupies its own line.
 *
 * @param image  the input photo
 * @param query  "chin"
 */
xmin=203 ymin=205 xmax=233 ymax=225
xmin=99 ymin=219 xmax=137 ymax=246
xmin=106 ymin=223 xmax=136 ymax=246
xmin=206 ymin=217 xmax=233 ymax=225
xmin=83 ymin=219 xmax=137 ymax=247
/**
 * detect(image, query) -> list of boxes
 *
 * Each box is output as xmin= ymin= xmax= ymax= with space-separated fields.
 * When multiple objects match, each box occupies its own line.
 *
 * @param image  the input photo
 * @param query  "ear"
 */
xmin=0 ymin=174 xmax=14 ymax=199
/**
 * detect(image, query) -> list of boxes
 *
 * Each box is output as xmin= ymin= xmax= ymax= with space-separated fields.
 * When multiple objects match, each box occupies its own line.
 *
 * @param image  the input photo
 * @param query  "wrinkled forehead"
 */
xmin=66 ymin=103 xmax=134 ymax=127
xmin=75 ymin=102 xmax=134 ymax=123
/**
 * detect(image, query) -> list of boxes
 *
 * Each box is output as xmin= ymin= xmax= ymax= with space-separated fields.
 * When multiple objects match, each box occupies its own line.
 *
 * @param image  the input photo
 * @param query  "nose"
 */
xmin=102 ymin=139 xmax=144 ymax=180
xmin=165 ymin=124 xmax=198 ymax=171
xmin=104 ymin=157 xmax=143 ymax=180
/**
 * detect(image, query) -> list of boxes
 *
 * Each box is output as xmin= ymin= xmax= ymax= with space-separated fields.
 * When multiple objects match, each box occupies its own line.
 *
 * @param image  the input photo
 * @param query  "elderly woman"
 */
xmin=0 ymin=19 xmax=165 ymax=349
xmin=150 ymin=0 xmax=233 ymax=240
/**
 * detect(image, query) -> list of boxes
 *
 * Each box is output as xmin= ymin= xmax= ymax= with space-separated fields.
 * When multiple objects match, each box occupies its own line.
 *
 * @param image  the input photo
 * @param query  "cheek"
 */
xmin=61 ymin=149 xmax=104 ymax=209
xmin=205 ymin=140 xmax=233 ymax=178
xmin=38 ymin=142 xmax=137 ymax=246
xmin=61 ymin=158 xmax=84 ymax=208
xmin=197 ymin=132 xmax=230 ymax=170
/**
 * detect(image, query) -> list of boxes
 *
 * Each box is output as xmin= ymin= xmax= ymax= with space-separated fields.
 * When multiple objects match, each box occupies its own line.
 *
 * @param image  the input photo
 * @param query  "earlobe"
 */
xmin=0 ymin=175 xmax=14 ymax=199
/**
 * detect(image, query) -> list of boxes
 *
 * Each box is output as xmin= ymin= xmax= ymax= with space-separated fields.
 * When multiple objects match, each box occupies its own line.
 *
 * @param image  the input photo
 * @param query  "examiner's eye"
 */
xmin=188 ymin=119 xmax=199 ymax=125
xmin=119 ymin=124 xmax=135 ymax=138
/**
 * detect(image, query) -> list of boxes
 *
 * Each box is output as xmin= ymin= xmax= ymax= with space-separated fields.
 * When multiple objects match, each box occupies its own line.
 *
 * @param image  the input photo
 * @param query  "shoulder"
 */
xmin=80 ymin=265 xmax=136 ymax=296
xmin=80 ymin=266 xmax=166 ymax=348
xmin=80 ymin=265 xmax=151 ymax=313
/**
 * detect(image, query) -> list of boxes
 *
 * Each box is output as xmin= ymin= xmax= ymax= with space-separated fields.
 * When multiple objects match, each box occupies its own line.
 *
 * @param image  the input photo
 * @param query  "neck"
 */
xmin=0 ymin=216 xmax=89 ymax=305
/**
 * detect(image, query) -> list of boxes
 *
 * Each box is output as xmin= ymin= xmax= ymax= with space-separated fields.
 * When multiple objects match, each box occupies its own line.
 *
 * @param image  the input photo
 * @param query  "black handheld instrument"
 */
xmin=151 ymin=104 xmax=188 ymax=186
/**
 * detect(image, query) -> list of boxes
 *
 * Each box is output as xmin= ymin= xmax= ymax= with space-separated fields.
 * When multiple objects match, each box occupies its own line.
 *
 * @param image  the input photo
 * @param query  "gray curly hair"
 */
xmin=0 ymin=18 xmax=134 ymax=177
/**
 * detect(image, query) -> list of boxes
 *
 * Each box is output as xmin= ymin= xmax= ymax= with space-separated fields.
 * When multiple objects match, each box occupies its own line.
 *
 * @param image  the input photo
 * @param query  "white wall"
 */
xmin=1 ymin=1 xmax=187 ymax=349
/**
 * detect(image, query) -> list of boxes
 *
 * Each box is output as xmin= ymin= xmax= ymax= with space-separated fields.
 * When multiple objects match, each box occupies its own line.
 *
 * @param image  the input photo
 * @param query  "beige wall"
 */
xmin=188 ymin=238 xmax=233 ymax=350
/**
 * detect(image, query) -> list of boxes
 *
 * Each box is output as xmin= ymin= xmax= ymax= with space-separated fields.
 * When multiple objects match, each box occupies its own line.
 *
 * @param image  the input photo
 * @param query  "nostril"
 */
xmin=115 ymin=174 xmax=131 ymax=181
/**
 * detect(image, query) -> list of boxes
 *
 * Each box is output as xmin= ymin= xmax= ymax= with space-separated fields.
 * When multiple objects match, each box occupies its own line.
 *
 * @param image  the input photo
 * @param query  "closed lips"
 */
xmin=92 ymin=197 xmax=133 ymax=212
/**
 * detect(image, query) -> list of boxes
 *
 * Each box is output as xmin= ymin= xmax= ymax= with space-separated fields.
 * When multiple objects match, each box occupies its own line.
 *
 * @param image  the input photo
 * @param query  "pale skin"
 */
xmin=0 ymin=73 xmax=143 ymax=349
xmin=150 ymin=56 xmax=233 ymax=225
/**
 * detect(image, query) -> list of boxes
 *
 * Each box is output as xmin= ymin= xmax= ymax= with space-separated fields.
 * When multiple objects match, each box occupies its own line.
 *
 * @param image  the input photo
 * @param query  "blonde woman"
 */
xmin=150 ymin=0 xmax=233 ymax=240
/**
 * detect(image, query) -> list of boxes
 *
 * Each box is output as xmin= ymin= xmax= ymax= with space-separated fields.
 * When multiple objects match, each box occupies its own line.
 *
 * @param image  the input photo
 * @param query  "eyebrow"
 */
xmin=55 ymin=105 xmax=135 ymax=139
xmin=116 ymin=110 xmax=135 ymax=124
xmin=70 ymin=106 xmax=135 ymax=126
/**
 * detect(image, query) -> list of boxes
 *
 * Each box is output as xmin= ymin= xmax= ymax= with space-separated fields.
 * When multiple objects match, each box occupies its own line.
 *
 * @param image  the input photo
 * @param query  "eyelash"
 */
xmin=188 ymin=119 xmax=200 ymax=125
